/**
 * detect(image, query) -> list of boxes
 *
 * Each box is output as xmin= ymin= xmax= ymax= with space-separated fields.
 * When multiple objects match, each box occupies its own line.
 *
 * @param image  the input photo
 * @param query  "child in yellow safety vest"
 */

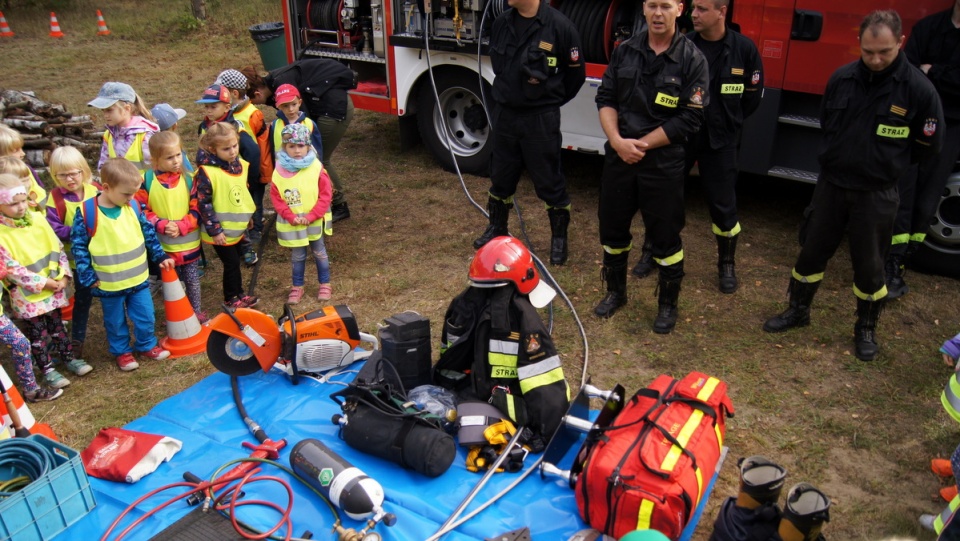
xmin=45 ymin=146 xmax=100 ymax=362
xmin=196 ymin=122 xmax=259 ymax=309
xmin=919 ymin=333 xmax=960 ymax=536
xmin=0 ymin=257 xmax=61 ymax=402
xmin=0 ymin=173 xmax=91 ymax=392
xmin=216 ymin=69 xmax=271 ymax=203
xmin=270 ymin=123 xmax=333 ymax=304
xmin=0 ymin=125 xmax=47 ymax=203
xmin=0 ymin=156 xmax=46 ymax=217
xmin=88 ymin=82 xmax=158 ymax=172
xmin=71 ymin=159 xmax=174 ymax=372
xmin=135 ymin=132 xmax=205 ymax=322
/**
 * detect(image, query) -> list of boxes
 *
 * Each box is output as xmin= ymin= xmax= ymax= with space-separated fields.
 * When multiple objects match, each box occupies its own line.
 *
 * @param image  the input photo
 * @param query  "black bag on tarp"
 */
xmin=331 ymin=356 xmax=456 ymax=478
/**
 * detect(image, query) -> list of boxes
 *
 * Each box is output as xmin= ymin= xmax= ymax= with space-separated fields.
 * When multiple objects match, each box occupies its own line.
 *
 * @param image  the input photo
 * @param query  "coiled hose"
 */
xmin=0 ymin=438 xmax=55 ymax=496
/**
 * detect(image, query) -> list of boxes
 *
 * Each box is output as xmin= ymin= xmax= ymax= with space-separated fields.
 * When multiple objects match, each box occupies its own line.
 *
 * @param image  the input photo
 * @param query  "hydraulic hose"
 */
xmin=0 ymin=438 xmax=55 ymax=496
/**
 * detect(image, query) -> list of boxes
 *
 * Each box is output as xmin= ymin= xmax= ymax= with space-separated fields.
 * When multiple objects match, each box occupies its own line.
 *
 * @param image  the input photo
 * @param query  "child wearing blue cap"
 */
xmin=88 ymin=82 xmax=158 ymax=172
xmin=269 ymin=123 xmax=333 ymax=303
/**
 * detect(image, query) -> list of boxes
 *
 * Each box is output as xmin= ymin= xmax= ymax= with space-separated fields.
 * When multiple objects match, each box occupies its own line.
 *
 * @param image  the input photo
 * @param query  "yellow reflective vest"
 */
xmin=82 ymin=200 xmax=149 ymax=292
xmin=143 ymin=170 xmax=200 ymax=254
xmin=46 ymin=184 xmax=98 ymax=267
xmin=0 ymin=215 xmax=65 ymax=304
xmin=272 ymin=160 xmax=331 ymax=247
xmin=200 ymin=161 xmax=255 ymax=246
xmin=104 ymin=131 xmax=149 ymax=172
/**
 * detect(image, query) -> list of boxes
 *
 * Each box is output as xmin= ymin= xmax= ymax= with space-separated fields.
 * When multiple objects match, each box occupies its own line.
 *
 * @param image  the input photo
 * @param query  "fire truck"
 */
xmin=280 ymin=0 xmax=959 ymax=274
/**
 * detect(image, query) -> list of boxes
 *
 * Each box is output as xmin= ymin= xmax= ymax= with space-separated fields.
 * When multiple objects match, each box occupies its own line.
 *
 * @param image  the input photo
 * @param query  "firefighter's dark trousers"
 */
xmin=686 ymin=140 xmax=740 ymax=234
xmin=489 ymin=105 xmax=570 ymax=208
xmin=794 ymin=180 xmax=899 ymax=298
xmin=599 ymin=144 xmax=686 ymax=264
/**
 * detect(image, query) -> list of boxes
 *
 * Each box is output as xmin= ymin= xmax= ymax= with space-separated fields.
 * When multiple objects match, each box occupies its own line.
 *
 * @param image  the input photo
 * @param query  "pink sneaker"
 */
xmin=196 ymin=311 xmax=209 ymax=324
xmin=116 ymin=352 xmax=140 ymax=371
xmin=318 ymin=284 xmax=332 ymax=301
xmin=140 ymin=346 xmax=171 ymax=360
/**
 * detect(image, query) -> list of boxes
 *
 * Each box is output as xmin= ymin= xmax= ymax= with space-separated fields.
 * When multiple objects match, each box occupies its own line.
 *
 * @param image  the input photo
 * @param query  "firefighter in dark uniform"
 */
xmin=886 ymin=0 xmax=960 ymax=298
xmin=763 ymin=10 xmax=943 ymax=361
xmin=685 ymin=0 xmax=762 ymax=293
xmin=593 ymin=0 xmax=709 ymax=334
xmin=473 ymin=0 xmax=585 ymax=266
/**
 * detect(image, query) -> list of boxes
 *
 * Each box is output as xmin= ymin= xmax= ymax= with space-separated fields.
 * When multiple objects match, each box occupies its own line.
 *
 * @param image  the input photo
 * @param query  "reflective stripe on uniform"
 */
xmin=791 ymin=268 xmax=823 ymax=283
xmin=159 ymin=229 xmax=201 ymax=246
xmin=712 ymin=222 xmax=742 ymax=237
xmin=602 ymin=243 xmax=632 ymax=255
xmin=891 ymin=233 xmax=910 ymax=246
xmin=910 ymin=232 xmax=926 ymax=243
xmin=518 ymin=355 xmax=565 ymax=393
xmin=853 ymin=284 xmax=887 ymax=301
xmin=654 ymin=249 xmax=684 ymax=267
xmin=488 ymin=339 xmax=518 ymax=379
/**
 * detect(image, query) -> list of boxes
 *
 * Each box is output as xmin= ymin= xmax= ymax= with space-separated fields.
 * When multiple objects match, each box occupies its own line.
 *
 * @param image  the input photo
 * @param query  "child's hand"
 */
xmin=164 ymin=223 xmax=180 ymax=238
xmin=294 ymin=217 xmax=309 ymax=226
xmin=212 ymin=233 xmax=227 ymax=245
xmin=159 ymin=258 xmax=175 ymax=271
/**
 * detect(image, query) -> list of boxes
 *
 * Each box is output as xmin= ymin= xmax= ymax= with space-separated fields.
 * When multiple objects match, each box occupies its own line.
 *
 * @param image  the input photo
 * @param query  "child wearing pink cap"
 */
xmin=267 ymin=84 xmax=324 ymax=175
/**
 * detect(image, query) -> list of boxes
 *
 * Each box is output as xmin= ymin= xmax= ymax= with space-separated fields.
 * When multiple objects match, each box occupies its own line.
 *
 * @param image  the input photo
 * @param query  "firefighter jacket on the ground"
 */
xmin=489 ymin=1 xmax=585 ymax=113
xmin=434 ymin=285 xmax=570 ymax=448
xmin=905 ymin=9 xmax=960 ymax=121
xmin=596 ymin=28 xmax=708 ymax=145
xmin=817 ymin=54 xmax=944 ymax=191
xmin=266 ymin=59 xmax=358 ymax=121
xmin=687 ymin=29 xmax=763 ymax=150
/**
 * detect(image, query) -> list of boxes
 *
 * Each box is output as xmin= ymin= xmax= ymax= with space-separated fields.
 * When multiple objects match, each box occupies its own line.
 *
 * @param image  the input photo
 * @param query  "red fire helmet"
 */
xmin=468 ymin=236 xmax=556 ymax=308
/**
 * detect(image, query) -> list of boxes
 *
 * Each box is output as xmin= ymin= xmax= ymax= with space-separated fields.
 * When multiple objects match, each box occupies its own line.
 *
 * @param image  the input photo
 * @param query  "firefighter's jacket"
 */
xmin=435 ymin=285 xmax=569 ymax=448
xmin=818 ymin=53 xmax=943 ymax=191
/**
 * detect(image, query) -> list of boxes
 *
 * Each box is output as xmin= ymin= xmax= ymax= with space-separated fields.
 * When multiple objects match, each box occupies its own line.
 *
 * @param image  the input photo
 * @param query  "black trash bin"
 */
xmin=249 ymin=22 xmax=287 ymax=72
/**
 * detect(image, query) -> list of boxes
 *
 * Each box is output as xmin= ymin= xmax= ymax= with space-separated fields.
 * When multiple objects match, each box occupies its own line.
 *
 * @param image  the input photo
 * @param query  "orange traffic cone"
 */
xmin=0 ymin=11 xmax=14 ymax=37
xmin=95 ymin=9 xmax=110 ymax=36
xmin=48 ymin=12 xmax=63 ymax=38
xmin=0 ymin=365 xmax=57 ymax=440
xmin=61 ymin=295 xmax=74 ymax=321
xmin=159 ymin=266 xmax=210 ymax=358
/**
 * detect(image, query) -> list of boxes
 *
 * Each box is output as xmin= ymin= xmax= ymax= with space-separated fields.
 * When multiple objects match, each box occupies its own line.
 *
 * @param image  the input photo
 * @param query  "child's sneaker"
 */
xmin=24 ymin=386 xmax=63 ymax=403
xmin=65 ymin=358 xmax=93 ymax=376
xmin=318 ymin=284 xmax=332 ymax=301
xmin=140 ymin=346 xmax=171 ymax=361
xmin=247 ymin=229 xmax=262 ymax=244
xmin=244 ymin=249 xmax=259 ymax=267
xmin=196 ymin=311 xmax=209 ymax=324
xmin=239 ymin=295 xmax=259 ymax=308
xmin=43 ymin=370 xmax=70 ymax=388
xmin=287 ymin=286 xmax=304 ymax=305
xmin=116 ymin=352 xmax=140 ymax=371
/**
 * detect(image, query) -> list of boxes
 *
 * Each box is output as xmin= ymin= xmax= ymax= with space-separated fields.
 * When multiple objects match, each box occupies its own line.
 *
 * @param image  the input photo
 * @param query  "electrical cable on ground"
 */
xmin=0 ymin=438 xmax=55 ymax=496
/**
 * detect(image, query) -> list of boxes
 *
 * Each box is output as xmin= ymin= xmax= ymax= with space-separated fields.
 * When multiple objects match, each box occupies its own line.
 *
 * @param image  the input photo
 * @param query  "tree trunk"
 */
xmin=191 ymin=0 xmax=206 ymax=21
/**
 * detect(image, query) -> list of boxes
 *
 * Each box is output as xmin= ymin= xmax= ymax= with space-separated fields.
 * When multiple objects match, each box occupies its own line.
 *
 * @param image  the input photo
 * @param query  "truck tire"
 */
xmin=910 ymin=170 xmax=960 ymax=278
xmin=417 ymin=70 xmax=492 ymax=176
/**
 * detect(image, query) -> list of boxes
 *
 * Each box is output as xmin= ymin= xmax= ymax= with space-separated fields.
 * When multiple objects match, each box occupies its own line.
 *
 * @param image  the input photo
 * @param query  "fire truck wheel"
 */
xmin=910 ymin=170 xmax=960 ymax=278
xmin=417 ymin=70 xmax=492 ymax=177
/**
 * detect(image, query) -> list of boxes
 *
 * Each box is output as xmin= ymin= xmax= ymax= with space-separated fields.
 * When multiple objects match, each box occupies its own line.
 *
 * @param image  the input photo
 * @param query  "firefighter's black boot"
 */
xmin=653 ymin=264 xmax=683 ymax=334
xmin=763 ymin=278 xmax=820 ymax=333
xmin=737 ymin=456 xmax=787 ymax=510
xmin=717 ymin=234 xmax=739 ymax=294
xmin=594 ymin=254 xmax=628 ymax=319
xmin=473 ymin=196 xmax=512 ymax=249
xmin=854 ymin=297 xmax=884 ymax=362
xmin=547 ymin=207 xmax=570 ymax=266
xmin=777 ymin=483 xmax=830 ymax=541
xmin=631 ymin=240 xmax=654 ymax=279
xmin=884 ymin=252 xmax=909 ymax=299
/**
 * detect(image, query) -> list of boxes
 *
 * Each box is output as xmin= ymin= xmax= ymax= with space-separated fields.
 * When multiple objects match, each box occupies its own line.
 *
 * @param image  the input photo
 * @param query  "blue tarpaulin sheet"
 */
xmin=66 ymin=366 xmax=721 ymax=540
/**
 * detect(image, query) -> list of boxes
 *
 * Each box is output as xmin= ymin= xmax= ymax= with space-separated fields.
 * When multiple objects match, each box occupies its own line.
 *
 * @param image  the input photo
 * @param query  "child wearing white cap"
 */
xmin=88 ymin=82 xmax=158 ymax=172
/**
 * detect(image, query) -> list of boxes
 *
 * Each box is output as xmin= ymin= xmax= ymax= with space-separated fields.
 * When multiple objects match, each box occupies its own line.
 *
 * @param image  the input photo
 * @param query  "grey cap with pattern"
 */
xmin=215 ymin=69 xmax=248 ymax=91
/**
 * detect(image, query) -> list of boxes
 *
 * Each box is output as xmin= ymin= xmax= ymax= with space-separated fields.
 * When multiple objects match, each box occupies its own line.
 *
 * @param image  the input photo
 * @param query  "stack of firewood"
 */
xmin=0 ymin=89 xmax=102 ymax=173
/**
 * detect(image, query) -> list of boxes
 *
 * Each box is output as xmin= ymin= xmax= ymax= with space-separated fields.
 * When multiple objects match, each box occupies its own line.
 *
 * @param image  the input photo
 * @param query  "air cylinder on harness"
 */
xmin=290 ymin=438 xmax=387 ymax=521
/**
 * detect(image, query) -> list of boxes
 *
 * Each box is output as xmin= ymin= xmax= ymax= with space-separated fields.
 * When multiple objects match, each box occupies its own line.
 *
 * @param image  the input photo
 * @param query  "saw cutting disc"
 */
xmin=207 ymin=331 xmax=262 ymax=376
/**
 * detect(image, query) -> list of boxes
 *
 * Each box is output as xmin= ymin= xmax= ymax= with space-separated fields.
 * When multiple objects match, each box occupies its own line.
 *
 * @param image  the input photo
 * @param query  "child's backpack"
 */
xmin=80 ymin=197 xmax=143 ymax=238
xmin=574 ymin=371 xmax=734 ymax=540
xmin=49 ymin=183 xmax=102 ymax=224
